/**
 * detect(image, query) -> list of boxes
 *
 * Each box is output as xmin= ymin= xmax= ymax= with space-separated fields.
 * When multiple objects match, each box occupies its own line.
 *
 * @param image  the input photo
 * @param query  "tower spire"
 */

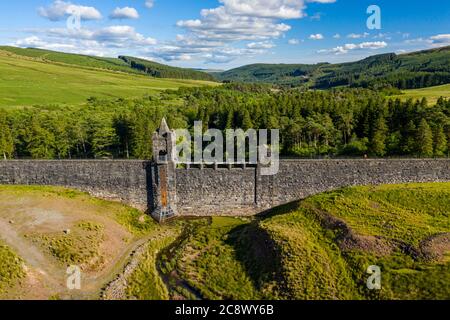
xmin=159 ymin=117 xmax=170 ymax=133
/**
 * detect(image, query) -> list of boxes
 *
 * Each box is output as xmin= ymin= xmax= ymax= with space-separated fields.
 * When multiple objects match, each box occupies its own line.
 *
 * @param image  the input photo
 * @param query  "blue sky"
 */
xmin=0 ymin=0 xmax=449 ymax=69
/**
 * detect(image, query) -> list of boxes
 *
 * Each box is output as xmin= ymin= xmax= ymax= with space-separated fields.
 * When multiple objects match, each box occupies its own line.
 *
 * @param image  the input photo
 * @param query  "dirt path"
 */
xmin=0 ymin=188 xmax=158 ymax=299
xmin=0 ymin=219 xmax=66 ymax=296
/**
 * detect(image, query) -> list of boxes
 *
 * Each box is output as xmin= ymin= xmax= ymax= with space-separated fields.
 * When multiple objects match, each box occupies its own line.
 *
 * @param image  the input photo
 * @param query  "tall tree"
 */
xmin=370 ymin=116 xmax=388 ymax=156
xmin=0 ymin=111 xmax=14 ymax=159
xmin=416 ymin=119 xmax=434 ymax=157
xmin=434 ymin=127 xmax=447 ymax=157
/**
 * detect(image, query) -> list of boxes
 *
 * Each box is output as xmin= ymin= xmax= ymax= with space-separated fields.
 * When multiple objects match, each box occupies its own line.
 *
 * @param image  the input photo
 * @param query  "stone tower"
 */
xmin=151 ymin=118 xmax=177 ymax=222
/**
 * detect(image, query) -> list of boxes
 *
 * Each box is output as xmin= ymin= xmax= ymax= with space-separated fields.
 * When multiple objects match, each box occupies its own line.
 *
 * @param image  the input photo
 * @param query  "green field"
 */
xmin=392 ymin=84 xmax=450 ymax=104
xmin=0 ymin=50 xmax=216 ymax=107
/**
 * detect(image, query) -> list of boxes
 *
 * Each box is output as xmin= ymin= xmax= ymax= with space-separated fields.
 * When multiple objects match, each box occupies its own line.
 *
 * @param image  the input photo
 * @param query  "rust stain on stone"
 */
xmin=160 ymin=166 xmax=168 ymax=207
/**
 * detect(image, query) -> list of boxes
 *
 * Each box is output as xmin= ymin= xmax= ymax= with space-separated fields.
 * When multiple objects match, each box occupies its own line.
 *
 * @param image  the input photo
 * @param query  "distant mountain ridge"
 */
xmin=118 ymin=56 xmax=216 ymax=81
xmin=2 ymin=45 xmax=449 ymax=90
xmin=0 ymin=46 xmax=216 ymax=82
xmin=216 ymin=46 xmax=450 ymax=90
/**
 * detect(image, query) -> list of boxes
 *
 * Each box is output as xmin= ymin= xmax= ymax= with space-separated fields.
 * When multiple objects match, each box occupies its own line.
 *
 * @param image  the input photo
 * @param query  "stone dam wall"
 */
xmin=0 ymin=159 xmax=449 ymax=216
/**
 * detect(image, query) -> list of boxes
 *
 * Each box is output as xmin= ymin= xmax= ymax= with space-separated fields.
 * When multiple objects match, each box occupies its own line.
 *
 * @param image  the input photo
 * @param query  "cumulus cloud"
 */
xmin=309 ymin=33 xmax=324 ymax=40
xmin=171 ymin=0 xmax=335 ymax=63
xmin=14 ymin=25 xmax=157 ymax=58
xmin=176 ymin=7 xmax=292 ymax=42
xmin=38 ymin=0 xmax=102 ymax=21
xmin=32 ymin=0 xmax=337 ymax=65
xmin=320 ymin=41 xmax=388 ymax=55
xmin=110 ymin=7 xmax=139 ymax=20
xmin=333 ymin=33 xmax=341 ymax=39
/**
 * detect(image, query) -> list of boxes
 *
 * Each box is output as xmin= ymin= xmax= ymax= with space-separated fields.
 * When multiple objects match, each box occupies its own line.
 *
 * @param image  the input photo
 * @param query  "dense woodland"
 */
xmin=0 ymin=84 xmax=449 ymax=160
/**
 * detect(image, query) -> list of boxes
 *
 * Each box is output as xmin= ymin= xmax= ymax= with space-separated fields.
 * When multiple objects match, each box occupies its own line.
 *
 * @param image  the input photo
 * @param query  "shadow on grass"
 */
xmin=224 ymin=202 xmax=303 ymax=296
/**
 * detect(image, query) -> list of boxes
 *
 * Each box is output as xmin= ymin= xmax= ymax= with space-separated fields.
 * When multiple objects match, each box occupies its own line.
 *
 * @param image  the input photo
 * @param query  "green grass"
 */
xmin=1 ymin=183 xmax=449 ymax=299
xmin=0 ymin=50 xmax=216 ymax=107
xmin=0 ymin=46 xmax=137 ymax=74
xmin=391 ymin=84 xmax=450 ymax=104
xmin=260 ymin=183 xmax=450 ymax=300
xmin=29 ymin=221 xmax=106 ymax=269
xmin=125 ymin=222 xmax=184 ymax=300
xmin=0 ymin=242 xmax=25 ymax=293
xmin=260 ymin=209 xmax=360 ymax=299
xmin=155 ymin=217 xmax=265 ymax=300
xmin=148 ymin=183 xmax=450 ymax=300
xmin=306 ymin=183 xmax=450 ymax=247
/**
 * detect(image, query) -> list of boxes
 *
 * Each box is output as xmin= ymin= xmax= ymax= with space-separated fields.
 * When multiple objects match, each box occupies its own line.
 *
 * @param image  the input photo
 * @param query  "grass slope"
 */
xmin=0 ymin=46 xmax=215 ymax=82
xmin=391 ymin=84 xmax=450 ymax=104
xmin=0 ymin=49 xmax=216 ymax=107
xmin=0 ymin=242 xmax=25 ymax=293
xmin=144 ymin=183 xmax=450 ymax=300
xmin=265 ymin=183 xmax=450 ymax=300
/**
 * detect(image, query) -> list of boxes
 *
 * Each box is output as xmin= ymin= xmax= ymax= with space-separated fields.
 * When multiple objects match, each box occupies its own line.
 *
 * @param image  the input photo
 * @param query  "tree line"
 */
xmin=0 ymin=84 xmax=449 ymax=160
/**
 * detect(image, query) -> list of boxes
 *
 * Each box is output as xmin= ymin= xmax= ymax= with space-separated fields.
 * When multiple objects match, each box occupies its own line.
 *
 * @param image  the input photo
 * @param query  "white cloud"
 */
xmin=32 ymin=0 xmax=337 ymax=65
xmin=110 ymin=7 xmax=139 ymax=20
xmin=145 ymin=0 xmax=155 ymax=9
xmin=320 ymin=41 xmax=388 ymax=55
xmin=38 ymin=0 xmax=102 ymax=21
xmin=288 ymin=38 xmax=301 ymax=45
xmin=309 ymin=33 xmax=324 ymax=40
xmin=177 ymin=6 xmax=292 ymax=42
xmin=333 ymin=33 xmax=340 ymax=39
xmin=14 ymin=25 xmax=157 ymax=58
xmin=218 ymin=0 xmax=305 ymax=19
xmin=347 ymin=32 xmax=369 ymax=39
xmin=247 ymin=41 xmax=275 ymax=49
xmin=430 ymin=34 xmax=450 ymax=45
xmin=172 ymin=0 xmax=335 ymax=64
xmin=404 ymin=37 xmax=432 ymax=45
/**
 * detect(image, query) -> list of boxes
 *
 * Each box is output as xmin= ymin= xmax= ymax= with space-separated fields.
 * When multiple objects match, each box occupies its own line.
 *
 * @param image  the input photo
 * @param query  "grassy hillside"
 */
xmin=1 ymin=183 xmax=449 ymax=300
xmin=0 ymin=185 xmax=172 ymax=299
xmin=119 ymin=56 xmax=216 ymax=81
xmin=0 ymin=46 xmax=216 ymax=82
xmin=217 ymin=46 xmax=450 ymax=90
xmin=391 ymin=84 xmax=450 ymax=104
xmin=125 ymin=182 xmax=450 ymax=300
xmin=0 ymin=46 xmax=136 ymax=74
xmin=0 ymin=49 xmax=216 ymax=107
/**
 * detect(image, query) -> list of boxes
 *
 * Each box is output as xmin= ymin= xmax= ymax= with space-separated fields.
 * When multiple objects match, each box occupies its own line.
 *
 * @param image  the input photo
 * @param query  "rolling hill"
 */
xmin=118 ymin=56 xmax=216 ymax=81
xmin=217 ymin=46 xmax=450 ymax=90
xmin=0 ymin=46 xmax=215 ymax=82
xmin=0 ymin=48 xmax=217 ymax=107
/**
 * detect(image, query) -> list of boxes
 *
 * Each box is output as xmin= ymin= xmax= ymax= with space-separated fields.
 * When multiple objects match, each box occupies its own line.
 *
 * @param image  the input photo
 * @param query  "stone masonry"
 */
xmin=0 ymin=120 xmax=449 ymax=220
